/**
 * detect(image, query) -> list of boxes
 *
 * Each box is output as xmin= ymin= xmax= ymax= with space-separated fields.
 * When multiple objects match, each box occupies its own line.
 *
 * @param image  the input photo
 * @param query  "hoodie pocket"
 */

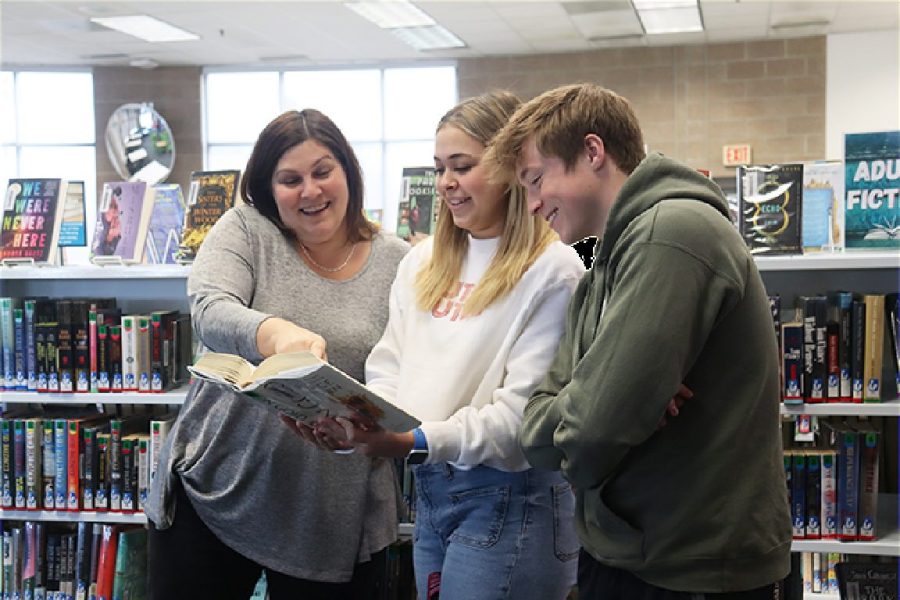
xmin=582 ymin=485 xmax=645 ymax=563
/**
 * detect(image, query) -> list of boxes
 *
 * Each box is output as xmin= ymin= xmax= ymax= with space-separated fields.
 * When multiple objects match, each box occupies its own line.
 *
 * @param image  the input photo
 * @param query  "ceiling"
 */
xmin=1 ymin=0 xmax=898 ymax=69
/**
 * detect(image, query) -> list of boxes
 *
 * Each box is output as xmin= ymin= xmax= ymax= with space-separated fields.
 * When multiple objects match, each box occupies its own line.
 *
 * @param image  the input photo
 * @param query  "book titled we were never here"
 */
xmin=189 ymin=351 xmax=420 ymax=433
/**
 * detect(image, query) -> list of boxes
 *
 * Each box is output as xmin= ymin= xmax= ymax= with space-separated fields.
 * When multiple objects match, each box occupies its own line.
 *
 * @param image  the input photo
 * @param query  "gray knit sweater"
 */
xmin=144 ymin=205 xmax=409 ymax=582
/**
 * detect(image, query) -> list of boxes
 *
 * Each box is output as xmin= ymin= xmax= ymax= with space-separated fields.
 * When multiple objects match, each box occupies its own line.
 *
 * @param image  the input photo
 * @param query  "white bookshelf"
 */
xmin=1 ymin=387 xmax=189 ymax=405
xmin=0 ymin=264 xmax=191 ymax=280
xmin=781 ymin=398 xmax=900 ymax=418
xmin=0 ymin=509 xmax=147 ymax=525
xmin=790 ymin=495 xmax=899 ymax=557
xmin=754 ymin=251 xmax=899 ymax=272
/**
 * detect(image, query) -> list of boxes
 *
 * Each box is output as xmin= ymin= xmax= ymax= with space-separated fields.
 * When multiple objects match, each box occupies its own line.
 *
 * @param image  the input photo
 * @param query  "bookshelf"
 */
xmin=0 ymin=509 xmax=147 ymax=525
xmin=760 ymin=251 xmax=900 ymax=566
xmin=1 ymin=387 xmax=189 ymax=405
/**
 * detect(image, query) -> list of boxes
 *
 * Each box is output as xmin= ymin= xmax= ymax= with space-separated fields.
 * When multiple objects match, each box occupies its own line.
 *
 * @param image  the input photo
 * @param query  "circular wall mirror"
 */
xmin=105 ymin=102 xmax=175 ymax=184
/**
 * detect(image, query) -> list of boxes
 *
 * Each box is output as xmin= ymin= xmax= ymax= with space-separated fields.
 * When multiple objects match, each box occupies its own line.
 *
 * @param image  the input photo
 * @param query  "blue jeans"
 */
xmin=413 ymin=464 xmax=579 ymax=600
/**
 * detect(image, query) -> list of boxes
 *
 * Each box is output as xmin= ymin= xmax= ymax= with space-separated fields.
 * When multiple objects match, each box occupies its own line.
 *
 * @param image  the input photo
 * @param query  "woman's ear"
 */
xmin=584 ymin=134 xmax=606 ymax=171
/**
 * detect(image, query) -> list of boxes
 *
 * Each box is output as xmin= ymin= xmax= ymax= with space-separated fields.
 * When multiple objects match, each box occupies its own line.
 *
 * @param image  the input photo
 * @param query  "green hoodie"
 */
xmin=520 ymin=153 xmax=792 ymax=591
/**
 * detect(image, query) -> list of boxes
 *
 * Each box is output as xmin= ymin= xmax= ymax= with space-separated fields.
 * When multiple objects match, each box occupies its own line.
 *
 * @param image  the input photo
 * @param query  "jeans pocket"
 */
xmin=447 ymin=485 xmax=510 ymax=549
xmin=552 ymin=482 xmax=581 ymax=561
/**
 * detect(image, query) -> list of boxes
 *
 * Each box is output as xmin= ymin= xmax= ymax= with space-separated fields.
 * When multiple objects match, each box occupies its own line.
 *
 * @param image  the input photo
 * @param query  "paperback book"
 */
xmin=189 ymin=351 xmax=420 ymax=432
xmin=1 ymin=178 xmax=68 ymax=265
xmin=737 ymin=164 xmax=803 ymax=255
xmin=176 ymin=169 xmax=241 ymax=263
xmin=90 ymin=181 xmax=155 ymax=264
xmin=396 ymin=166 xmax=439 ymax=245
xmin=144 ymin=183 xmax=185 ymax=264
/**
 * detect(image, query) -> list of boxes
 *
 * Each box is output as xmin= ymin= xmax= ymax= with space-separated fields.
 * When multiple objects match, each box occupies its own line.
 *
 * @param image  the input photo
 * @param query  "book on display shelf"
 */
xmin=1 ymin=178 xmax=68 ymax=266
xmin=176 ymin=169 xmax=241 ymax=263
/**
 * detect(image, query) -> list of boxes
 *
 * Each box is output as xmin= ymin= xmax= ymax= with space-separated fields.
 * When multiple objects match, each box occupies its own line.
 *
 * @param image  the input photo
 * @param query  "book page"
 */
xmin=190 ymin=352 xmax=256 ymax=387
xmin=251 ymin=351 xmax=321 ymax=382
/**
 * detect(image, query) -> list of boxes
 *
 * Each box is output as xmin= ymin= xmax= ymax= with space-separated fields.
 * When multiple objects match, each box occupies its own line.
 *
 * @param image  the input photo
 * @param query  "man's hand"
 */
xmin=657 ymin=383 xmax=693 ymax=429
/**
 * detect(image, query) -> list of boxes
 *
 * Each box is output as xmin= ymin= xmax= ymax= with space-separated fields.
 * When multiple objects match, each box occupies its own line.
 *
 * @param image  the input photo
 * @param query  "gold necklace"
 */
xmin=299 ymin=241 xmax=357 ymax=273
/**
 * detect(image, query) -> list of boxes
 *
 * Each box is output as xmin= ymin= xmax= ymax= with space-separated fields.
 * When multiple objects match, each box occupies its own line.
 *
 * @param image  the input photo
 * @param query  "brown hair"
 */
xmin=486 ymin=83 xmax=645 ymax=182
xmin=240 ymin=109 xmax=376 ymax=242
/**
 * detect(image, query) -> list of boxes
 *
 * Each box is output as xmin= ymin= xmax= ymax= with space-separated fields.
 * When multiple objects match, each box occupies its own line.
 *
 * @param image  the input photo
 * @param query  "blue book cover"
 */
xmin=844 ymin=130 xmax=900 ymax=248
xmin=57 ymin=181 xmax=86 ymax=248
xmin=145 ymin=184 xmax=185 ymax=265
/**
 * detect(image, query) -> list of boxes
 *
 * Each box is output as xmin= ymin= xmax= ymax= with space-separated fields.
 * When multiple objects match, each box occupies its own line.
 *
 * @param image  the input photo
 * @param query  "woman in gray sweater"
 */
xmin=144 ymin=109 xmax=409 ymax=600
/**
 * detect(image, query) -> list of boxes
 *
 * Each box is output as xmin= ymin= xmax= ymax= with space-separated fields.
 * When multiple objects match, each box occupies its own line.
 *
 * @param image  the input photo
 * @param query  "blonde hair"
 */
xmin=416 ymin=91 xmax=557 ymax=317
xmin=485 ymin=83 xmax=645 ymax=184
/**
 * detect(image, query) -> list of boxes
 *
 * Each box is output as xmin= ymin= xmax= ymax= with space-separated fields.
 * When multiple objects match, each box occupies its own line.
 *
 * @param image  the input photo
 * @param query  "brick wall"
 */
xmin=458 ymin=36 xmax=826 ymax=177
xmin=93 ymin=66 xmax=203 ymax=200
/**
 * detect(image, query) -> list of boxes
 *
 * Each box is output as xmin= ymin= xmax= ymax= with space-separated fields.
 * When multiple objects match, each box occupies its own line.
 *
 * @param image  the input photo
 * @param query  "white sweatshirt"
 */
xmin=365 ymin=235 xmax=585 ymax=471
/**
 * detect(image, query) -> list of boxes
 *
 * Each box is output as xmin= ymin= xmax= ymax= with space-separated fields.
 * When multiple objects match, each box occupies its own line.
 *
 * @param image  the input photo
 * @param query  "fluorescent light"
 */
xmin=90 ymin=15 xmax=199 ymax=42
xmin=637 ymin=6 xmax=703 ymax=34
xmin=391 ymin=25 xmax=466 ymax=50
xmin=345 ymin=2 xmax=435 ymax=29
xmin=632 ymin=0 xmax=695 ymax=9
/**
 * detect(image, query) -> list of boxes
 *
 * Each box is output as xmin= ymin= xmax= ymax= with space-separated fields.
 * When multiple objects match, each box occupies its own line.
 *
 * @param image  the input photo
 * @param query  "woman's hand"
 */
xmin=258 ymin=317 xmax=328 ymax=360
xmin=334 ymin=418 xmax=415 ymax=458
xmin=657 ymin=383 xmax=693 ymax=429
xmin=280 ymin=415 xmax=355 ymax=453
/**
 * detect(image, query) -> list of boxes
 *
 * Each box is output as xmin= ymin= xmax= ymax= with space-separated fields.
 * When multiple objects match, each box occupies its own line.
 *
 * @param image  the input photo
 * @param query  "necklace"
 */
xmin=299 ymin=241 xmax=357 ymax=273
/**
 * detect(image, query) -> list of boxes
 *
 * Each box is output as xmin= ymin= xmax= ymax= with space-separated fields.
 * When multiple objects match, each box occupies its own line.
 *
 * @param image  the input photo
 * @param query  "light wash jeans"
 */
xmin=412 ymin=463 xmax=579 ymax=600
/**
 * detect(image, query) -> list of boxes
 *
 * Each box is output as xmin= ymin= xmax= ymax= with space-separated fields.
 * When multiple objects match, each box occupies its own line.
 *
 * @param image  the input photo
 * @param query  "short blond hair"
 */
xmin=486 ymin=83 xmax=645 ymax=183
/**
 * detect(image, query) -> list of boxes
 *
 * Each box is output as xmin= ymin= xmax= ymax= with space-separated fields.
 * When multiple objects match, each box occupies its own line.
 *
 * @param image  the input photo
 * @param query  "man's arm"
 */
xmin=527 ymin=240 xmax=741 ymax=490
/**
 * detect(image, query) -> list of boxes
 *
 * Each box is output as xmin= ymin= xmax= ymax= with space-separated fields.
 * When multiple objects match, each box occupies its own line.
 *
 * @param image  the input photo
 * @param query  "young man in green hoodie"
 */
xmin=486 ymin=83 xmax=792 ymax=598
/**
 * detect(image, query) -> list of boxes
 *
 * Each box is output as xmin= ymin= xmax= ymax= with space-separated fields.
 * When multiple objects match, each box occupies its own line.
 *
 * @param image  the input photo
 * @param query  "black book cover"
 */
xmin=737 ymin=163 xmax=803 ymax=255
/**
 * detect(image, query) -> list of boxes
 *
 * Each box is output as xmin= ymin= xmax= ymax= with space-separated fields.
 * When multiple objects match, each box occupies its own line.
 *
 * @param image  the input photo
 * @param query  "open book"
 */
xmin=189 ymin=351 xmax=420 ymax=433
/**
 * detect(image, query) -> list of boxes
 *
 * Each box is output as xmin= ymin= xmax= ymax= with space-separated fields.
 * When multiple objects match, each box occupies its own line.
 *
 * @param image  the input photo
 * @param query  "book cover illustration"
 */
xmin=57 ymin=180 xmax=87 ymax=248
xmin=396 ymin=167 xmax=439 ymax=245
xmin=836 ymin=561 xmax=898 ymax=600
xmin=737 ymin=164 xmax=803 ymax=255
xmin=0 ymin=178 xmax=66 ymax=264
xmin=90 ymin=181 xmax=155 ymax=263
xmin=844 ymin=130 xmax=900 ymax=249
xmin=145 ymin=183 xmax=185 ymax=264
xmin=802 ymin=161 xmax=844 ymax=252
xmin=176 ymin=169 xmax=240 ymax=263
xmin=189 ymin=351 xmax=420 ymax=433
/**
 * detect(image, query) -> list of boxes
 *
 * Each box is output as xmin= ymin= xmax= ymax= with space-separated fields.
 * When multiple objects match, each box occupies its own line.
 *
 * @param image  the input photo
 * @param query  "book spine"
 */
xmin=73 ymin=301 xmax=89 ymax=393
xmin=66 ymin=421 xmax=80 ymax=511
xmin=137 ymin=438 xmax=149 ymax=511
xmin=12 ymin=308 xmax=25 ymax=390
xmin=825 ymin=322 xmax=840 ymax=401
xmin=0 ymin=298 xmax=14 ymax=390
xmin=857 ymin=430 xmax=880 ymax=541
xmin=781 ymin=323 xmax=804 ymax=404
xmin=40 ymin=421 xmax=54 ymax=510
xmin=108 ymin=422 xmax=121 ymax=511
xmin=837 ymin=429 xmax=860 ymax=540
xmin=804 ymin=453 xmax=821 ymax=539
xmin=12 ymin=420 xmax=25 ymax=509
xmin=24 ymin=419 xmax=41 ymax=510
xmin=88 ymin=309 xmax=97 ymax=393
xmin=820 ymin=451 xmax=837 ymax=538
xmin=94 ymin=434 xmax=109 ymax=512
xmin=56 ymin=300 xmax=74 ymax=393
xmin=96 ymin=325 xmax=109 ymax=393
xmin=862 ymin=294 xmax=885 ymax=402
xmin=52 ymin=420 xmax=67 ymax=511
xmin=136 ymin=316 xmax=151 ymax=392
xmin=108 ymin=326 xmax=122 ymax=392
xmin=81 ymin=428 xmax=96 ymax=511
xmin=834 ymin=292 xmax=853 ymax=401
xmin=119 ymin=439 xmax=134 ymax=512
xmin=23 ymin=300 xmax=37 ymax=392
xmin=0 ymin=420 xmax=13 ymax=508
xmin=850 ymin=299 xmax=866 ymax=403
xmin=791 ymin=452 xmax=806 ymax=538
xmin=120 ymin=317 xmax=136 ymax=392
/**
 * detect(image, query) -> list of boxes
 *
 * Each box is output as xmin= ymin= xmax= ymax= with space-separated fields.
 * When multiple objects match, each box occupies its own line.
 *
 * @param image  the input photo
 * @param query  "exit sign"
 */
xmin=722 ymin=144 xmax=752 ymax=167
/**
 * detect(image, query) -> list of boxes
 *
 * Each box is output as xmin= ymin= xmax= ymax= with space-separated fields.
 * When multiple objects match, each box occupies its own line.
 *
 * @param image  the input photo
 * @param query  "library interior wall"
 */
xmin=89 ymin=32 xmax=898 ymax=193
xmin=826 ymin=29 xmax=900 ymax=159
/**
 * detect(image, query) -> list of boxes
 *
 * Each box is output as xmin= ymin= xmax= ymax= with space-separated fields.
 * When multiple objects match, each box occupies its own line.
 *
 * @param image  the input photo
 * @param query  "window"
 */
xmin=1 ymin=71 xmax=97 ymax=264
xmin=204 ymin=66 xmax=456 ymax=231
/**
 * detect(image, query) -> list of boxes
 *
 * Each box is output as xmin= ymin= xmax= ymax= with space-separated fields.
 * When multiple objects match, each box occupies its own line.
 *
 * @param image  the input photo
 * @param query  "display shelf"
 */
xmin=781 ymin=398 xmax=900 ymax=418
xmin=0 ymin=264 xmax=191 ymax=280
xmin=790 ymin=495 xmax=899 ymax=557
xmin=754 ymin=251 xmax=899 ymax=272
xmin=0 ymin=386 xmax=189 ymax=405
xmin=0 ymin=509 xmax=147 ymax=525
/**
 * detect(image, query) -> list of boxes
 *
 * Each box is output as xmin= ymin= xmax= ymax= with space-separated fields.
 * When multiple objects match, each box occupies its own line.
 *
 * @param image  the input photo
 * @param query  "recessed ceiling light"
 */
xmin=129 ymin=58 xmax=159 ymax=69
xmin=90 ymin=15 xmax=199 ymax=42
xmin=390 ymin=25 xmax=466 ymax=50
xmin=344 ymin=1 xmax=435 ymax=29
xmin=636 ymin=4 xmax=704 ymax=34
